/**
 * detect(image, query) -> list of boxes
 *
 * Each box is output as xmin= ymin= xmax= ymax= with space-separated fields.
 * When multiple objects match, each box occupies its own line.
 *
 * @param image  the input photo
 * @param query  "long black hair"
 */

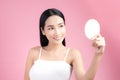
xmin=39 ymin=8 xmax=66 ymax=47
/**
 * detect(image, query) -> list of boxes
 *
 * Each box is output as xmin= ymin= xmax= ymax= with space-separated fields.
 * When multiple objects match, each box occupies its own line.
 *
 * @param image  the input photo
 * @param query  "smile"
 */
xmin=53 ymin=37 xmax=62 ymax=41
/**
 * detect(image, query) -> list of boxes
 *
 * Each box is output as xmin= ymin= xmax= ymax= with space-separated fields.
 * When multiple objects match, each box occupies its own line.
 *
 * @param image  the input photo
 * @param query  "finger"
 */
xmin=96 ymin=37 xmax=105 ymax=46
xmin=92 ymin=33 xmax=101 ymax=40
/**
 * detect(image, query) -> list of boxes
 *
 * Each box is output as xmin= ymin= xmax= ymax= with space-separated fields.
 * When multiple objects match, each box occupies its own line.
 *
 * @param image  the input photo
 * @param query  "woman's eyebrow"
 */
xmin=58 ymin=22 xmax=64 ymax=25
xmin=46 ymin=22 xmax=64 ymax=27
xmin=47 ymin=25 xmax=54 ymax=27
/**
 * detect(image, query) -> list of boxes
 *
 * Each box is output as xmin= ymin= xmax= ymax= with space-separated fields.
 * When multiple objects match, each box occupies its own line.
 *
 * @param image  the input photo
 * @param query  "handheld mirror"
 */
xmin=84 ymin=19 xmax=100 ymax=40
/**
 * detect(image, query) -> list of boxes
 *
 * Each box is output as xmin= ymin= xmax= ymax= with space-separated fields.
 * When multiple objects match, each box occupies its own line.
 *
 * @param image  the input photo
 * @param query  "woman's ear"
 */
xmin=41 ymin=28 xmax=45 ymax=35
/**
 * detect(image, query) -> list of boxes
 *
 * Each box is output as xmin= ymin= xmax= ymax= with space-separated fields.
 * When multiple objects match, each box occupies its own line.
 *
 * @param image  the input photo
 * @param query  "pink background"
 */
xmin=0 ymin=0 xmax=120 ymax=80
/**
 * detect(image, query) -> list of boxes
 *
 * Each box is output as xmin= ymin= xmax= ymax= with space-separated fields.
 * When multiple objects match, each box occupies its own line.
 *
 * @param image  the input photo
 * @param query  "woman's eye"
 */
xmin=60 ymin=25 xmax=64 ymax=27
xmin=48 ymin=27 xmax=54 ymax=30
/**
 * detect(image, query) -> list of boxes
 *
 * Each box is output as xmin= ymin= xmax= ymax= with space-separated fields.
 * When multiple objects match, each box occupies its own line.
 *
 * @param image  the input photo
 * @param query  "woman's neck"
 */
xmin=43 ymin=43 xmax=65 ymax=51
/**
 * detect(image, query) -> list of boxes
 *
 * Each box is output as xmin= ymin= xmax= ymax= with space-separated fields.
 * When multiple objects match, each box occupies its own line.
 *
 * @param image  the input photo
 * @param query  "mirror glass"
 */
xmin=84 ymin=19 xmax=100 ymax=40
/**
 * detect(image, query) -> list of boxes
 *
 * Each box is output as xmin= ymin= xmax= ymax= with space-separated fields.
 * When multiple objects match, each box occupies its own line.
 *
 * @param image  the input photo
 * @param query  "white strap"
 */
xmin=64 ymin=48 xmax=70 ymax=61
xmin=39 ymin=47 xmax=42 ymax=59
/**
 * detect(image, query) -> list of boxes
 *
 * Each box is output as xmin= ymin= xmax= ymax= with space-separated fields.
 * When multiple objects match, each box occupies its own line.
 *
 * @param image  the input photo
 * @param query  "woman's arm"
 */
xmin=82 ymin=51 xmax=104 ymax=80
xmin=24 ymin=48 xmax=34 ymax=80
xmin=72 ymin=34 xmax=105 ymax=80
xmin=83 ymin=34 xmax=105 ymax=80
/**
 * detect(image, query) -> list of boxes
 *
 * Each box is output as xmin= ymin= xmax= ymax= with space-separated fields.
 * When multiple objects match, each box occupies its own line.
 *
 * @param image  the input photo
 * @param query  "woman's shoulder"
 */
xmin=69 ymin=47 xmax=81 ymax=53
xmin=69 ymin=47 xmax=82 ymax=57
xmin=28 ymin=46 xmax=41 ymax=59
xmin=29 ymin=46 xmax=41 ymax=51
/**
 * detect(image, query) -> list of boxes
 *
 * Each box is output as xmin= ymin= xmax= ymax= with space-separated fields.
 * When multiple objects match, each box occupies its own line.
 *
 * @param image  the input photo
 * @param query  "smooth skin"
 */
xmin=24 ymin=15 xmax=105 ymax=80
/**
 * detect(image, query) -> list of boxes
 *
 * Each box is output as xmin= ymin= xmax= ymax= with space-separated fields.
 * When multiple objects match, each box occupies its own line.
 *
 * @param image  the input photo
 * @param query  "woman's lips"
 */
xmin=53 ymin=37 xmax=62 ymax=41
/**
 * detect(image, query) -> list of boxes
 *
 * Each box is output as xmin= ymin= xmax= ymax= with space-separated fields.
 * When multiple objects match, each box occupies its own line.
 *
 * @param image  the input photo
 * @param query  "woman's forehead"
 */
xmin=45 ymin=15 xmax=64 ymax=25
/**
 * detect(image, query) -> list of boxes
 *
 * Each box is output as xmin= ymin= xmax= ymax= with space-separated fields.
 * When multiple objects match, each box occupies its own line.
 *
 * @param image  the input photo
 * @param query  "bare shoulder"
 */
xmin=29 ymin=46 xmax=40 ymax=54
xmin=69 ymin=48 xmax=82 ymax=57
xmin=29 ymin=46 xmax=40 ymax=52
xmin=68 ymin=48 xmax=83 ymax=62
xmin=27 ymin=46 xmax=41 ymax=61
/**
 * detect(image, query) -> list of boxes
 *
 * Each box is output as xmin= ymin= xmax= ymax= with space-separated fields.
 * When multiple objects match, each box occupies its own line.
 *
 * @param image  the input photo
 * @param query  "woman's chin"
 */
xmin=52 ymin=39 xmax=64 ymax=45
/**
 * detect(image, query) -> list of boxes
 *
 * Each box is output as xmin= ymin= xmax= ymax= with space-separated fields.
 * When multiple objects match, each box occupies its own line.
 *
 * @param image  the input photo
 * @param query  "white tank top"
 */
xmin=29 ymin=48 xmax=72 ymax=80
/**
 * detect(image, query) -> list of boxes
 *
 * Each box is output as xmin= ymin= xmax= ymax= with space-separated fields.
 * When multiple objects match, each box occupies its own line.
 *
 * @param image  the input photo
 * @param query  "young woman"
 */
xmin=24 ymin=8 xmax=105 ymax=80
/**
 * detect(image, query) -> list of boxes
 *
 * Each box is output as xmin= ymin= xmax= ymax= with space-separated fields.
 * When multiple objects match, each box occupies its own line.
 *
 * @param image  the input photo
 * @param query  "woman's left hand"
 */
xmin=92 ymin=34 xmax=106 ymax=54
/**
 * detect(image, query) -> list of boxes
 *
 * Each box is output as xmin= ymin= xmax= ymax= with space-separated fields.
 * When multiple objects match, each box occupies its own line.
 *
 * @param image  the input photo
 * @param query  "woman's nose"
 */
xmin=55 ymin=28 xmax=60 ymax=35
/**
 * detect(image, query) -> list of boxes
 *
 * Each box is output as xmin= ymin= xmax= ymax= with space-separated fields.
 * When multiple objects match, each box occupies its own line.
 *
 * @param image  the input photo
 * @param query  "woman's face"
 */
xmin=42 ymin=15 xmax=66 ymax=45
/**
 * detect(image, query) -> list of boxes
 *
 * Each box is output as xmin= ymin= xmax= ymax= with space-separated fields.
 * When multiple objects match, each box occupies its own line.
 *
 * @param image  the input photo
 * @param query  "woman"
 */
xmin=24 ymin=8 xmax=105 ymax=80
